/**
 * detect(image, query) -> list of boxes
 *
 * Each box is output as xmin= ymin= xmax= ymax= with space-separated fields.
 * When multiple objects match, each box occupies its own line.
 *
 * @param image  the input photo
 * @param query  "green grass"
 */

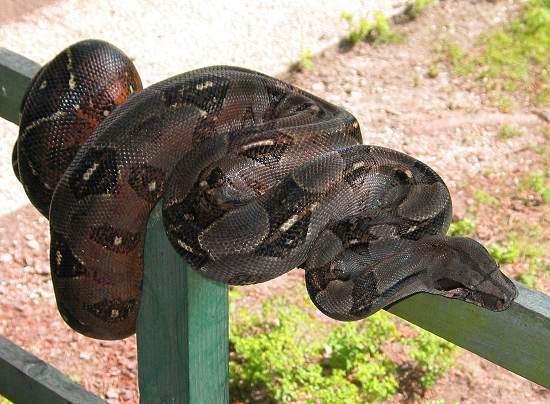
xmin=487 ymin=224 xmax=548 ymax=288
xmin=473 ymin=189 xmax=500 ymax=207
xmin=341 ymin=11 xmax=402 ymax=45
xmin=427 ymin=63 xmax=440 ymax=78
xmin=519 ymin=170 xmax=550 ymax=204
xmin=229 ymin=294 xmax=458 ymax=402
xmin=404 ymin=0 xmax=436 ymax=20
xmin=0 ymin=396 xmax=12 ymax=404
xmin=517 ymin=258 xmax=548 ymax=288
xmin=487 ymin=242 xmax=522 ymax=265
xmin=497 ymin=124 xmax=523 ymax=140
xmin=297 ymin=48 xmax=314 ymax=71
xmin=447 ymin=217 xmax=477 ymax=237
xmin=443 ymin=0 xmax=550 ymax=106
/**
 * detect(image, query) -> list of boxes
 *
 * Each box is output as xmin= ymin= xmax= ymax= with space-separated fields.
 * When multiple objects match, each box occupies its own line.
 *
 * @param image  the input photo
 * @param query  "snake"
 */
xmin=12 ymin=40 xmax=518 ymax=340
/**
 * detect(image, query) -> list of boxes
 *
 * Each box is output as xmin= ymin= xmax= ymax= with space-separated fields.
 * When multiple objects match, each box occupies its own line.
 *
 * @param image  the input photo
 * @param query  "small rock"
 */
xmin=311 ymin=82 xmax=325 ymax=92
xmin=106 ymin=387 xmax=119 ymax=399
xmin=28 ymin=240 xmax=41 ymax=250
xmin=0 ymin=253 xmax=13 ymax=263
xmin=80 ymin=351 xmax=93 ymax=360
xmin=33 ymin=263 xmax=50 ymax=275
xmin=100 ymin=341 xmax=118 ymax=347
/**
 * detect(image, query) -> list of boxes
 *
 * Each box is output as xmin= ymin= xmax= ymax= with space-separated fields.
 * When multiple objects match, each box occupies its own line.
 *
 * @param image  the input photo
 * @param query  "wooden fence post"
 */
xmin=137 ymin=204 xmax=229 ymax=403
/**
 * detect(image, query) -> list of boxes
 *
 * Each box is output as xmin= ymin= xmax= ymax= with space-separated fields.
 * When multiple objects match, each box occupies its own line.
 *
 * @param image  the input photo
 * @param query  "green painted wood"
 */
xmin=137 ymin=203 xmax=229 ymax=404
xmin=0 ymin=48 xmax=41 ymax=124
xmin=0 ymin=335 xmax=105 ymax=403
xmin=387 ymin=281 xmax=550 ymax=388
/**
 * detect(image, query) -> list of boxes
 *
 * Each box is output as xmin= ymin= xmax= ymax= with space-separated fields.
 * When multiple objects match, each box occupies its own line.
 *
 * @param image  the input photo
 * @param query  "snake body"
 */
xmin=13 ymin=40 xmax=517 ymax=340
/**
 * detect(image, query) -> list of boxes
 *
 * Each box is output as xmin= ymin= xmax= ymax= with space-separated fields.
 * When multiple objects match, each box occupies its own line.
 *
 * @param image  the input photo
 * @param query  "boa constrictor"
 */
xmin=13 ymin=40 xmax=517 ymax=340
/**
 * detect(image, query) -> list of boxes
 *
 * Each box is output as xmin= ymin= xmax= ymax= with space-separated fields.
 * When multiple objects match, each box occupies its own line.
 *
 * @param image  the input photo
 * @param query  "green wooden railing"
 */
xmin=0 ymin=48 xmax=548 ymax=403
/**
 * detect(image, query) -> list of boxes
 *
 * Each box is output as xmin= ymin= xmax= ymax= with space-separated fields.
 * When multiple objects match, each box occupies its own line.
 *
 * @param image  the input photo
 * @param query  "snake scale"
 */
xmin=12 ymin=40 xmax=517 ymax=340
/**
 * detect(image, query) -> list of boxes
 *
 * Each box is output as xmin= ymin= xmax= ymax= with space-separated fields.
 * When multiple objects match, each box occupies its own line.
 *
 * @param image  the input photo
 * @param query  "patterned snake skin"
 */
xmin=12 ymin=40 xmax=517 ymax=340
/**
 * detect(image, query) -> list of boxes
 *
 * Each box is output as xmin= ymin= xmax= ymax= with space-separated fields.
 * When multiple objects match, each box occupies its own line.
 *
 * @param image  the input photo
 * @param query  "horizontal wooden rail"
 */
xmin=387 ymin=281 xmax=550 ymax=387
xmin=0 ymin=48 xmax=40 ymax=125
xmin=0 ymin=336 xmax=106 ymax=403
xmin=0 ymin=47 xmax=549 ymax=404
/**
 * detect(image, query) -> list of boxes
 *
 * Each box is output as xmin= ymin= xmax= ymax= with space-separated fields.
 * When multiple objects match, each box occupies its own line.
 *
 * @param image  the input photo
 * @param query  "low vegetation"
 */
xmin=497 ymin=124 xmax=523 ymax=140
xmin=341 ymin=11 xmax=402 ymax=45
xmin=229 ymin=293 xmax=457 ymax=403
xmin=448 ymin=178 xmax=550 ymax=287
xmin=519 ymin=170 xmax=550 ymax=204
xmin=447 ymin=217 xmax=477 ymax=237
xmin=404 ymin=0 xmax=436 ymax=20
xmin=296 ymin=48 xmax=314 ymax=71
xmin=441 ymin=0 xmax=550 ymax=106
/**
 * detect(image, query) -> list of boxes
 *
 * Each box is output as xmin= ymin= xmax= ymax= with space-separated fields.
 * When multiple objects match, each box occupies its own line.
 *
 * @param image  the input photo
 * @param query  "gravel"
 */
xmin=0 ymin=0 xmax=406 ymax=215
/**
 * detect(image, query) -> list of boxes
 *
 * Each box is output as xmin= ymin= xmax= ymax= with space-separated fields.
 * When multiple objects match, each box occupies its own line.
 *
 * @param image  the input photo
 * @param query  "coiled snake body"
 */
xmin=13 ymin=40 xmax=517 ymax=340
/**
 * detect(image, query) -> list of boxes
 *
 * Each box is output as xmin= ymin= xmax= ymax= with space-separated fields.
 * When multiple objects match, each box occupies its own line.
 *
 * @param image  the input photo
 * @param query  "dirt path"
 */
xmin=0 ymin=1 xmax=548 ymax=403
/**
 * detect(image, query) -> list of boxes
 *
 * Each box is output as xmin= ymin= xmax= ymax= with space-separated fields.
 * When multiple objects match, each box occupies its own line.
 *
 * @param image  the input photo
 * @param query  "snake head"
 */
xmin=431 ymin=237 xmax=518 ymax=311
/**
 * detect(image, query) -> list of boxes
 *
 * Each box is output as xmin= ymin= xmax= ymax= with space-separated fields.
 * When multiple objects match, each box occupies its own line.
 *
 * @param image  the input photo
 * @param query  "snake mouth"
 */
xmin=435 ymin=277 xmax=517 ymax=311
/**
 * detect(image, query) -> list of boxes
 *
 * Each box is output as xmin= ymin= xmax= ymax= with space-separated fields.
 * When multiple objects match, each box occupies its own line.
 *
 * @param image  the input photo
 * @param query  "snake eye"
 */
xmin=205 ymin=167 xmax=226 ymax=187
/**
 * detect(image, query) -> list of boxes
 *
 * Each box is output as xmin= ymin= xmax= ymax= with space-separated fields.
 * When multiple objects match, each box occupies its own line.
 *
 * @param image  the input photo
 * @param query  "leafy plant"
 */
xmin=520 ymin=170 xmax=550 ymax=204
xmin=230 ymin=296 xmax=401 ymax=403
xmin=516 ymin=259 xmax=540 ymax=288
xmin=447 ymin=217 xmax=476 ymax=237
xmin=324 ymin=320 xmax=400 ymax=401
xmin=230 ymin=291 xmax=460 ymax=402
xmin=497 ymin=124 xmax=523 ymax=140
xmin=229 ymin=299 xmax=325 ymax=402
xmin=404 ymin=0 xmax=435 ymax=20
xmin=427 ymin=64 xmax=440 ymax=78
xmin=341 ymin=11 xmax=402 ymax=45
xmin=407 ymin=327 xmax=459 ymax=389
xmin=473 ymin=189 xmax=500 ymax=207
xmin=487 ymin=242 xmax=521 ymax=265
xmin=297 ymin=48 xmax=314 ymax=71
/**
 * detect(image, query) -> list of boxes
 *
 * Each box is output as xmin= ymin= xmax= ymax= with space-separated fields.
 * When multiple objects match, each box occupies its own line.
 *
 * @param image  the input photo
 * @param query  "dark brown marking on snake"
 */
xmin=161 ymin=75 xmax=229 ymax=113
xmin=262 ymin=85 xmax=287 ymax=121
xmin=50 ymin=232 xmax=86 ymax=278
xmin=239 ymin=134 xmax=293 ymax=165
xmin=330 ymin=217 xmax=371 ymax=248
xmin=193 ymin=114 xmax=221 ymax=144
xmin=399 ymin=209 xmax=450 ymax=240
xmin=126 ymin=115 xmax=164 ymax=143
xmin=261 ymin=177 xmax=308 ymax=232
xmin=128 ymin=165 xmax=166 ymax=203
xmin=349 ymin=271 xmax=380 ymax=317
xmin=90 ymin=225 xmax=140 ymax=254
xmin=68 ymin=147 xmax=119 ymax=199
xmin=85 ymin=298 xmax=138 ymax=323
xmin=257 ymin=210 xmax=312 ymax=258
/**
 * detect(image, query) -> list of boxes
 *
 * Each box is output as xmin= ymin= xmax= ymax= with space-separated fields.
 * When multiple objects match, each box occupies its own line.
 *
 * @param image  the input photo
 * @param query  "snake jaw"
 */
xmin=439 ymin=273 xmax=517 ymax=312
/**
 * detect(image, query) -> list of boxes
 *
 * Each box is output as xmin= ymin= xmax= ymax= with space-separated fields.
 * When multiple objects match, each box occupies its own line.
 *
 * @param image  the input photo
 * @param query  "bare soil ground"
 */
xmin=1 ymin=0 xmax=548 ymax=403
